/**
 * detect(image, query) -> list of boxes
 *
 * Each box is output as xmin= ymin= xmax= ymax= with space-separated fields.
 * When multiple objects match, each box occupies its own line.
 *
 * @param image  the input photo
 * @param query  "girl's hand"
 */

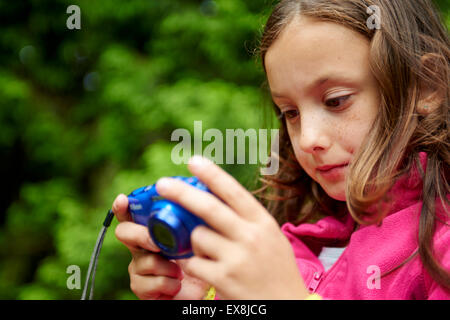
xmin=112 ymin=195 xmax=210 ymax=300
xmin=155 ymin=156 xmax=310 ymax=300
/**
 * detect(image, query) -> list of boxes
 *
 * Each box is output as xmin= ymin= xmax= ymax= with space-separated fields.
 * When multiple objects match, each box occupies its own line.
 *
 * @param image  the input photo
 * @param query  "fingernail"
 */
xmin=156 ymin=177 xmax=172 ymax=193
xmin=188 ymin=155 xmax=212 ymax=170
xmin=112 ymin=194 xmax=126 ymax=212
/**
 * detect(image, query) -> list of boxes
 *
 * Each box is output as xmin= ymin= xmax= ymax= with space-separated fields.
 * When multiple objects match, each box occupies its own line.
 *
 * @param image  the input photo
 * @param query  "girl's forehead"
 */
xmin=264 ymin=16 xmax=371 ymax=95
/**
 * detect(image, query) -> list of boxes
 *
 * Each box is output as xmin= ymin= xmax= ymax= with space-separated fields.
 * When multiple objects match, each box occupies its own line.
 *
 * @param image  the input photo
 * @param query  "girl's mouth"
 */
xmin=317 ymin=163 xmax=349 ymax=181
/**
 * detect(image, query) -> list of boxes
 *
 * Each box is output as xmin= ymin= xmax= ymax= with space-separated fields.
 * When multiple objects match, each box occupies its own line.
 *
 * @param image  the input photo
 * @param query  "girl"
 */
xmin=113 ymin=0 xmax=449 ymax=299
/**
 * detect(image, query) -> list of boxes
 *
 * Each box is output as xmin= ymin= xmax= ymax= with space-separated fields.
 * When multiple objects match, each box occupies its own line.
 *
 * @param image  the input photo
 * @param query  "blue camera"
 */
xmin=128 ymin=176 xmax=210 ymax=259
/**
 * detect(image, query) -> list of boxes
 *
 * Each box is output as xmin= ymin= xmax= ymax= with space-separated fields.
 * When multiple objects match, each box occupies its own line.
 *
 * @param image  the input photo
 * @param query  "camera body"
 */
xmin=128 ymin=176 xmax=209 ymax=259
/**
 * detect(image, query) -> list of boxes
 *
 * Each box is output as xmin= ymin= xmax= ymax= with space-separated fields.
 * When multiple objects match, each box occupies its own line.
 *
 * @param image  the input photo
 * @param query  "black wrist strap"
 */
xmin=81 ymin=209 xmax=115 ymax=300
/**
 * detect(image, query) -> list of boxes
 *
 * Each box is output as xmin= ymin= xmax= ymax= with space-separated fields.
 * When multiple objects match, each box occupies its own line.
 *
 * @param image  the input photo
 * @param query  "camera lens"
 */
xmin=152 ymin=223 xmax=176 ymax=250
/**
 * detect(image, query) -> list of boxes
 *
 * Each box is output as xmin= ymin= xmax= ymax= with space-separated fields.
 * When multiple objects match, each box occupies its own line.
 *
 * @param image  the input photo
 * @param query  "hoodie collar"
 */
xmin=281 ymin=152 xmax=427 ymax=245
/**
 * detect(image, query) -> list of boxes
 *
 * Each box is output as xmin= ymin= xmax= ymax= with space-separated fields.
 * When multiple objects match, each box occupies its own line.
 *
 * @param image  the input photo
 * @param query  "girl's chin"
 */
xmin=320 ymin=184 xmax=347 ymax=202
xmin=329 ymin=193 xmax=347 ymax=202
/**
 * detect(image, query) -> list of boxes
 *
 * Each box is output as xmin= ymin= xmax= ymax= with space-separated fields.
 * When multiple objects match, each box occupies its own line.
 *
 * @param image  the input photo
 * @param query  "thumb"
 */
xmin=112 ymin=193 xmax=131 ymax=222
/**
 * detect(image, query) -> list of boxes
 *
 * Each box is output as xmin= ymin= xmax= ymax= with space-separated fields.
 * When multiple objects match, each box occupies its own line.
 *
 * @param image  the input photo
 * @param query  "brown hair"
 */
xmin=254 ymin=0 xmax=450 ymax=290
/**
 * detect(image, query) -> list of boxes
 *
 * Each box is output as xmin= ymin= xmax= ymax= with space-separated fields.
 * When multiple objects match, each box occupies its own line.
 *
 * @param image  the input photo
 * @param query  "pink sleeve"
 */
xmin=280 ymin=222 xmax=321 ymax=284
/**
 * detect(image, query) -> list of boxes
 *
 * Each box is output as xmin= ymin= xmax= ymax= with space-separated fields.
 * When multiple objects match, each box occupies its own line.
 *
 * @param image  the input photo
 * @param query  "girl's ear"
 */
xmin=416 ymin=53 xmax=446 ymax=115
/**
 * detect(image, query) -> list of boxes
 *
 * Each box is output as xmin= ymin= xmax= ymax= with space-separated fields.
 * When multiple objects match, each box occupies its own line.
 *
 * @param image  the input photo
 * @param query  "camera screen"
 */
xmin=152 ymin=223 xmax=176 ymax=250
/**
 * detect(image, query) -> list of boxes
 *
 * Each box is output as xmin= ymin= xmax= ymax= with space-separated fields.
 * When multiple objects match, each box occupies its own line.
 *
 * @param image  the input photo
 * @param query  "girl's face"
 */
xmin=265 ymin=16 xmax=380 ymax=201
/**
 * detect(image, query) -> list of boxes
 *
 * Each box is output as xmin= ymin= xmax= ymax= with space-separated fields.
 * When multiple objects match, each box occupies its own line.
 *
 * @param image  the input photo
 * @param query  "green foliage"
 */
xmin=0 ymin=0 xmax=448 ymax=300
xmin=0 ymin=0 xmax=270 ymax=300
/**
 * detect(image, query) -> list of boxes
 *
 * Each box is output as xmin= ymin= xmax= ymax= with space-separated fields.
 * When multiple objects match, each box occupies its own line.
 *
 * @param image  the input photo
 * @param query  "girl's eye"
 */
xmin=324 ymin=95 xmax=351 ymax=108
xmin=279 ymin=109 xmax=299 ymax=121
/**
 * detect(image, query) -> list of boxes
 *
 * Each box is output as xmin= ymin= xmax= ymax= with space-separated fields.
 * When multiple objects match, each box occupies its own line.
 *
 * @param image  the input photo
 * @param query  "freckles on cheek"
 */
xmin=287 ymin=128 xmax=315 ymax=178
xmin=346 ymin=120 xmax=372 ymax=154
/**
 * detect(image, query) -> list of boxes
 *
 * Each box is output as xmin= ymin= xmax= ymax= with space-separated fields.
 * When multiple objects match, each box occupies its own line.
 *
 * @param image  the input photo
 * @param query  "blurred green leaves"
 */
xmin=0 ymin=0 xmax=269 ymax=300
xmin=0 ymin=0 xmax=448 ymax=300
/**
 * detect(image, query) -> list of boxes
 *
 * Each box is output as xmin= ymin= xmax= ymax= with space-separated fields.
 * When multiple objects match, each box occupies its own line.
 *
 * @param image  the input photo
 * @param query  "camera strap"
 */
xmin=81 ymin=209 xmax=115 ymax=300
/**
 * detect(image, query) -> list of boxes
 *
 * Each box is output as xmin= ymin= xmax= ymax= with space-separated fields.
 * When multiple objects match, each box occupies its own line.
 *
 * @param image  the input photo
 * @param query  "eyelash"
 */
xmin=324 ymin=95 xmax=351 ymax=108
xmin=278 ymin=95 xmax=352 ymax=121
xmin=278 ymin=109 xmax=299 ymax=121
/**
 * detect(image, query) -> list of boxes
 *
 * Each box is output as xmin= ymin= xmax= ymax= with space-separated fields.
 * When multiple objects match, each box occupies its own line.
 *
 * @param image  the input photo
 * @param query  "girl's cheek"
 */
xmin=287 ymin=130 xmax=313 ymax=176
xmin=294 ymin=150 xmax=316 ymax=179
xmin=344 ymin=116 xmax=374 ymax=154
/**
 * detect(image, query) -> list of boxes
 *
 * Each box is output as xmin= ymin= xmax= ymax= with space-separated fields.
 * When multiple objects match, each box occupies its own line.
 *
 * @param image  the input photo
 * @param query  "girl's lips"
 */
xmin=317 ymin=163 xmax=349 ymax=171
xmin=317 ymin=163 xmax=349 ymax=181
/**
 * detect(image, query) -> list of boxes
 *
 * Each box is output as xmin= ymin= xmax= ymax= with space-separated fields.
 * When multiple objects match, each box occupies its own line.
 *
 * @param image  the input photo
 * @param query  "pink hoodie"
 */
xmin=281 ymin=152 xmax=450 ymax=299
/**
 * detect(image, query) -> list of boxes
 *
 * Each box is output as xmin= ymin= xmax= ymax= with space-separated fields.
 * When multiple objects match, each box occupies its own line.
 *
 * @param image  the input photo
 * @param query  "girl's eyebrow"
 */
xmin=271 ymin=74 xmax=355 ymax=99
xmin=308 ymin=74 xmax=356 ymax=92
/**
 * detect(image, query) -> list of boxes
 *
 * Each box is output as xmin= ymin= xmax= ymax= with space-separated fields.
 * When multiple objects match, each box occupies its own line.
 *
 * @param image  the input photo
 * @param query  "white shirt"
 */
xmin=318 ymin=247 xmax=346 ymax=272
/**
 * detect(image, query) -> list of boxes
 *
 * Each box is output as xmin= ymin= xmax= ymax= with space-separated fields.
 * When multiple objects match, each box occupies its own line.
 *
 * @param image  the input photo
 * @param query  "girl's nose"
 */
xmin=299 ymin=115 xmax=331 ymax=154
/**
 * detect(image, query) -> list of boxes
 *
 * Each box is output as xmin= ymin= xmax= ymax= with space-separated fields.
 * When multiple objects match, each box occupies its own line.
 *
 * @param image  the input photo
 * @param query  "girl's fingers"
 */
xmin=112 ymin=193 xmax=131 ymax=222
xmin=188 ymin=156 xmax=266 ymax=222
xmin=155 ymin=178 xmax=242 ymax=240
xmin=130 ymin=273 xmax=182 ymax=299
xmin=115 ymin=221 xmax=160 ymax=253
xmin=182 ymin=256 xmax=219 ymax=288
xmin=131 ymin=253 xmax=183 ymax=279
xmin=190 ymin=225 xmax=231 ymax=260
